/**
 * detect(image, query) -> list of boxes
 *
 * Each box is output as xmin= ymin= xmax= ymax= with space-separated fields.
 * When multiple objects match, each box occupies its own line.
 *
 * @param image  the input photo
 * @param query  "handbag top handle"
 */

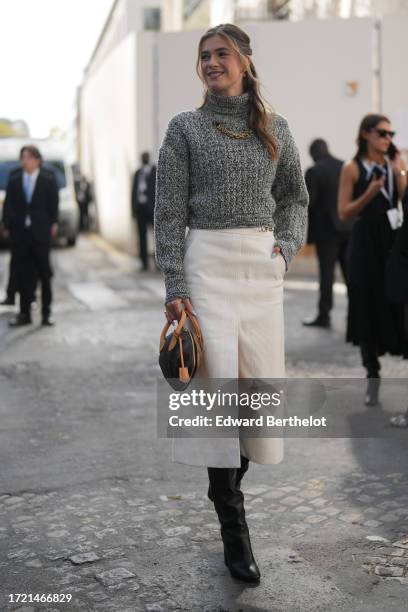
xmin=159 ymin=309 xmax=203 ymax=353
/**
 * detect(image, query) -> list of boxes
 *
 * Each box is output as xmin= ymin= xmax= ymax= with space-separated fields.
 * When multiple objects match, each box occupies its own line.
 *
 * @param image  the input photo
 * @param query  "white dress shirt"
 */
xmin=137 ymin=164 xmax=152 ymax=205
xmin=23 ymin=168 xmax=40 ymax=203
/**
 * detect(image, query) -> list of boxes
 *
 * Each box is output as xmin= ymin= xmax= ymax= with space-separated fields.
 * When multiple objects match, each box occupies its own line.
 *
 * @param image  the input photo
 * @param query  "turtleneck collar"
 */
xmin=204 ymin=89 xmax=250 ymax=117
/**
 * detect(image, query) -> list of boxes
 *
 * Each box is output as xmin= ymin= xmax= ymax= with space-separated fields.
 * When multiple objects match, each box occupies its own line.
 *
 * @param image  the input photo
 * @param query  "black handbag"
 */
xmin=159 ymin=309 xmax=204 ymax=391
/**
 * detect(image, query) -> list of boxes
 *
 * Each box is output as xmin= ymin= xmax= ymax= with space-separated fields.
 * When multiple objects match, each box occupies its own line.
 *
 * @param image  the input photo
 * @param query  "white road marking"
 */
xmin=285 ymin=280 xmax=347 ymax=295
xmin=68 ymin=282 xmax=128 ymax=310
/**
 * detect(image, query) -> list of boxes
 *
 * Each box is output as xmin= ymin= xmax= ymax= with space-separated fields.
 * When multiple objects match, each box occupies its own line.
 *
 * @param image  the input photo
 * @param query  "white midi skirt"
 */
xmin=172 ymin=227 xmax=285 ymax=468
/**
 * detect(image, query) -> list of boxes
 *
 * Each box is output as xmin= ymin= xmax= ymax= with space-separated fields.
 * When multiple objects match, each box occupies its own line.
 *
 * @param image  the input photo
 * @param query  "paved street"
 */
xmin=0 ymin=236 xmax=407 ymax=612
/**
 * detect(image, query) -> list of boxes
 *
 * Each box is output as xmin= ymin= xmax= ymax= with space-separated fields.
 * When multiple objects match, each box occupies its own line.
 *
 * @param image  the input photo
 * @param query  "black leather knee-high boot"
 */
xmin=207 ymin=454 xmax=249 ymax=502
xmin=207 ymin=464 xmax=260 ymax=582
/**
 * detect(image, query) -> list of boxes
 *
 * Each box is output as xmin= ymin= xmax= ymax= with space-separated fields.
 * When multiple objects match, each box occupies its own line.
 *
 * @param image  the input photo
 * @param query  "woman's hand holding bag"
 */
xmin=159 ymin=308 xmax=204 ymax=391
xmin=165 ymin=297 xmax=194 ymax=323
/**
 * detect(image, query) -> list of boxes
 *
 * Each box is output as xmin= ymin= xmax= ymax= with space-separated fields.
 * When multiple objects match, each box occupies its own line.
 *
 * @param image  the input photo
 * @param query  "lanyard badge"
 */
xmin=362 ymin=158 xmax=403 ymax=230
xmin=387 ymin=206 xmax=403 ymax=230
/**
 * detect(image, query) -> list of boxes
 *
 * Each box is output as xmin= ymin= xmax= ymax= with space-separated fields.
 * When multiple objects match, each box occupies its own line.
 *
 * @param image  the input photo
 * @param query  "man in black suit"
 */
xmin=302 ymin=139 xmax=352 ymax=328
xmin=1 ymin=145 xmax=58 ymax=326
xmin=131 ymin=151 xmax=156 ymax=271
xmin=1 ymin=169 xmax=37 ymax=307
xmin=74 ymin=171 xmax=92 ymax=231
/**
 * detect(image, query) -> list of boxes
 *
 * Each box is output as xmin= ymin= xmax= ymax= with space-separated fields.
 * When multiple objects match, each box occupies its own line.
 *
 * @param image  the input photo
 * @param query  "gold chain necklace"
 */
xmin=214 ymin=121 xmax=253 ymax=140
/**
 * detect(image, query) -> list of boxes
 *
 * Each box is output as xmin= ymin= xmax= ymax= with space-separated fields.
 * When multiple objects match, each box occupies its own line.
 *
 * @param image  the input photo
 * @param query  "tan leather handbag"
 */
xmin=159 ymin=309 xmax=204 ymax=390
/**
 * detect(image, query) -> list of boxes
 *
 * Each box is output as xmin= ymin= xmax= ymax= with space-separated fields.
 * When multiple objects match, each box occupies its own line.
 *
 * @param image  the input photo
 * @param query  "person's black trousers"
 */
xmin=79 ymin=202 xmax=90 ymax=231
xmin=315 ymin=236 xmax=349 ymax=319
xmin=360 ymin=340 xmax=381 ymax=378
xmin=6 ymin=247 xmax=19 ymax=300
xmin=14 ymin=234 xmax=52 ymax=318
xmin=135 ymin=208 xmax=153 ymax=270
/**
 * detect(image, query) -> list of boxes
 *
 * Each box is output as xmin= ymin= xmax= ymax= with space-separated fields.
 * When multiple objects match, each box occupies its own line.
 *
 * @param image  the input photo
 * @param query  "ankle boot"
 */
xmin=208 ymin=455 xmax=249 ymax=502
xmin=207 ymin=466 xmax=260 ymax=583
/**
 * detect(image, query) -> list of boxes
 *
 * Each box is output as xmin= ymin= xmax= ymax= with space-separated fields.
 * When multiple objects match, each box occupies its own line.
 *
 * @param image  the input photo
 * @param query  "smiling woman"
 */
xmin=154 ymin=23 xmax=309 ymax=583
xmin=196 ymin=31 xmax=279 ymax=160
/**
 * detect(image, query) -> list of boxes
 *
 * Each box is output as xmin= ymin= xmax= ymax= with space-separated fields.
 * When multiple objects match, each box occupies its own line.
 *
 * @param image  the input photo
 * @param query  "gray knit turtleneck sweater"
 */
xmin=154 ymin=90 xmax=309 ymax=303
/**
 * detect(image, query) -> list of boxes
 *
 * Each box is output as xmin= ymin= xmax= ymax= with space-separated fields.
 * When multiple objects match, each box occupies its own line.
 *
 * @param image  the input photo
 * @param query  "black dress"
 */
xmin=386 ymin=189 xmax=408 ymax=305
xmin=346 ymin=157 xmax=408 ymax=358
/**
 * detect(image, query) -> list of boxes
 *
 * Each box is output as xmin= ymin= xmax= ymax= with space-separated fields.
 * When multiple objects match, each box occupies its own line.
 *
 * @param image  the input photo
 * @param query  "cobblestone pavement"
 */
xmin=0 ymin=237 xmax=407 ymax=612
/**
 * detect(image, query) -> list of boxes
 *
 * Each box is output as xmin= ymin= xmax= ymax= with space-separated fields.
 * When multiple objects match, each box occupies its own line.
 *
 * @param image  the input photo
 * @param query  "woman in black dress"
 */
xmin=338 ymin=114 xmax=408 ymax=405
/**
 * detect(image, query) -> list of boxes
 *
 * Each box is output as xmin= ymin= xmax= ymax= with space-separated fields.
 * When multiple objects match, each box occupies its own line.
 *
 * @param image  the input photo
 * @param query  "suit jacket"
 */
xmin=131 ymin=164 xmax=156 ymax=221
xmin=306 ymin=154 xmax=353 ymax=244
xmin=2 ymin=167 xmax=59 ymax=244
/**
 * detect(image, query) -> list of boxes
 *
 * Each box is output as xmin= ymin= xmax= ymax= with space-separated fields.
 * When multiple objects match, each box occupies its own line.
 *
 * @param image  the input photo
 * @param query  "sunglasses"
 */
xmin=372 ymin=128 xmax=396 ymax=139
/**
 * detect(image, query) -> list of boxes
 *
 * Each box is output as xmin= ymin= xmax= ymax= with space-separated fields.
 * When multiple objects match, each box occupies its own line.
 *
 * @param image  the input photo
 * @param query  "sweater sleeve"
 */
xmin=154 ymin=114 xmax=190 ymax=304
xmin=271 ymin=116 xmax=309 ymax=268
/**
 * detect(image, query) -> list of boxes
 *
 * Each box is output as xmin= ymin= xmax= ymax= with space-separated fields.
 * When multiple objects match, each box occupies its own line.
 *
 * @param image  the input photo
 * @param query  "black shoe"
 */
xmin=390 ymin=412 xmax=408 ymax=428
xmin=302 ymin=315 xmax=331 ymax=328
xmin=1 ymin=296 xmax=15 ymax=306
xmin=8 ymin=313 xmax=32 ymax=327
xmin=208 ymin=455 xmax=249 ymax=502
xmin=364 ymin=377 xmax=380 ymax=406
xmin=208 ymin=466 xmax=260 ymax=583
xmin=42 ymin=316 xmax=55 ymax=326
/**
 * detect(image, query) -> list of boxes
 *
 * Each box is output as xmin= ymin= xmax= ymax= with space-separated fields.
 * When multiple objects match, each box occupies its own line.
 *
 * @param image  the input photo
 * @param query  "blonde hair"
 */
xmin=195 ymin=23 xmax=278 ymax=161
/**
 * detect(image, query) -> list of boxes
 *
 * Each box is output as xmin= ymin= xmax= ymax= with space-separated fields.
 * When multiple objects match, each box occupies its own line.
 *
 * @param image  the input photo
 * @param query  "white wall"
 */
xmin=210 ymin=0 xmax=234 ymax=24
xmin=244 ymin=17 xmax=376 ymax=165
xmin=156 ymin=29 xmax=205 ymax=144
xmin=127 ymin=0 xmax=162 ymax=31
xmin=86 ymin=0 xmax=161 ymax=79
xmin=86 ymin=0 xmax=128 ymax=80
xmin=161 ymin=0 xmax=183 ymax=31
xmin=155 ymin=18 xmax=376 ymax=167
xmin=80 ymin=33 xmax=137 ymax=252
xmin=80 ymin=15 xmax=408 ymax=252
xmin=136 ymin=32 xmax=157 ymax=159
